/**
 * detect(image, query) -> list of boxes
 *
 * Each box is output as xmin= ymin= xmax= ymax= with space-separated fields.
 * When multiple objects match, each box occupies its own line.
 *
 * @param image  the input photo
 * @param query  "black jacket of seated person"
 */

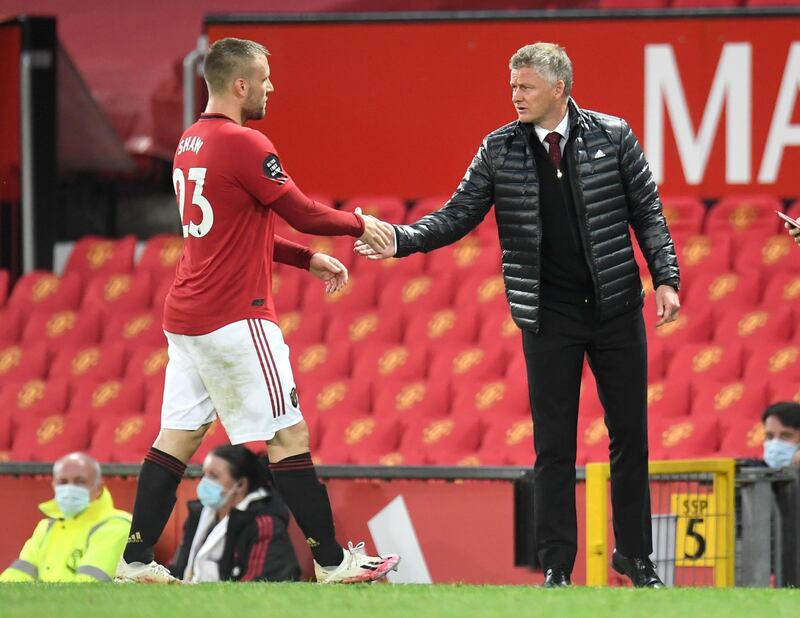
xmin=170 ymin=489 xmax=300 ymax=582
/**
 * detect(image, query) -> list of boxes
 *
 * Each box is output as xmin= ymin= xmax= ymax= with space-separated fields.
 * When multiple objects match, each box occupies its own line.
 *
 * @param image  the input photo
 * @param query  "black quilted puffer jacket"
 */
xmin=394 ymin=99 xmax=680 ymax=333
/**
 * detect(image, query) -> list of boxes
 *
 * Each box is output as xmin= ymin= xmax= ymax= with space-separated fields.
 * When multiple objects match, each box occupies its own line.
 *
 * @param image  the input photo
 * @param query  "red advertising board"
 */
xmin=206 ymin=15 xmax=800 ymax=200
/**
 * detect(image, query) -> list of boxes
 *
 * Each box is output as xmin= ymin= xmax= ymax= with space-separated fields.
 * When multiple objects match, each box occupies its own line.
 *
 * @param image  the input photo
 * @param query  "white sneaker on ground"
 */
xmin=314 ymin=541 xmax=400 ymax=584
xmin=114 ymin=557 xmax=181 ymax=584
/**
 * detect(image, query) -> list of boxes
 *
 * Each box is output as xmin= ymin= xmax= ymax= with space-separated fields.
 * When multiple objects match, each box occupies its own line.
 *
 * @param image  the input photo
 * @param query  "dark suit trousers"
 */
xmin=522 ymin=301 xmax=652 ymax=573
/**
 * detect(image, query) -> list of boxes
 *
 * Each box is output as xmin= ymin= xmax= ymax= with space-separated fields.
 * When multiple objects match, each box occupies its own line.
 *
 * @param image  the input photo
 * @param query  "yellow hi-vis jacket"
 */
xmin=0 ymin=487 xmax=131 ymax=582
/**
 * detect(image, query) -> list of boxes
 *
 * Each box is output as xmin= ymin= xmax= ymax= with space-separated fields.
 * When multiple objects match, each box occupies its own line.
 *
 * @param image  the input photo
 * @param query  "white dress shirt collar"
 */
xmin=534 ymin=109 xmax=570 ymax=154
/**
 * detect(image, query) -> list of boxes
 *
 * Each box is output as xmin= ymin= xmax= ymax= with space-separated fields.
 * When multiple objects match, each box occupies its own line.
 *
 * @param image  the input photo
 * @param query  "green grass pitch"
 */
xmin=1 ymin=583 xmax=799 ymax=618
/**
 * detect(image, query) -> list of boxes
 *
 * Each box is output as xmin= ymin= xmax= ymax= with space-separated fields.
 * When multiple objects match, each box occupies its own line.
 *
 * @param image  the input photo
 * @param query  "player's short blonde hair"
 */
xmin=204 ymin=37 xmax=269 ymax=95
xmin=509 ymin=42 xmax=573 ymax=98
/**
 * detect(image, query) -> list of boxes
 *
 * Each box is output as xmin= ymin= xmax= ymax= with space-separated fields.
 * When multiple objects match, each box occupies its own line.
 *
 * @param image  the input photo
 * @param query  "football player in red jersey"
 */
xmin=116 ymin=38 xmax=399 ymax=584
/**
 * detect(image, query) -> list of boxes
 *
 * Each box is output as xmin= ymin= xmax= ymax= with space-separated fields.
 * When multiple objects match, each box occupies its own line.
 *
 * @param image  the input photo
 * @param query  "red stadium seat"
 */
xmin=325 ymin=308 xmax=404 ymax=346
xmin=90 ymin=413 xmax=159 ymax=463
xmin=713 ymin=307 xmax=794 ymax=345
xmin=125 ymin=346 xmax=169 ymax=391
xmin=302 ymin=271 xmax=377 ymax=312
xmin=8 ymin=271 xmax=83 ymax=312
xmin=406 ymin=197 xmax=448 ymax=223
xmin=745 ymin=343 xmax=800 ymax=382
xmin=104 ymin=311 xmax=166 ymax=347
xmin=0 ymin=378 xmax=69 ymax=428
xmin=0 ymin=308 xmax=23 ymax=344
xmin=427 ymin=236 xmax=501 ymax=275
xmin=667 ymin=343 xmax=744 ymax=382
xmin=478 ymin=416 xmax=535 ymax=466
xmin=660 ymin=196 xmax=706 ymax=235
xmin=763 ymin=272 xmax=800 ymax=311
xmin=297 ymin=378 xmax=371 ymax=417
xmin=272 ymin=268 xmax=304 ymax=314
xmin=428 ymin=343 xmax=507 ymax=387
xmin=11 ymin=414 xmax=91 ymax=461
xmin=50 ymin=344 xmax=126 ymax=383
xmin=378 ymin=273 xmax=454 ymax=312
xmin=351 ymin=343 xmax=428 ymax=381
xmin=137 ymin=234 xmax=183 ymax=280
xmin=646 ymin=307 xmax=714 ymax=353
xmin=705 ymin=195 xmax=782 ymax=237
xmin=769 ymin=379 xmax=800 ymax=405
xmin=0 ymin=343 xmax=49 ymax=384
xmin=477 ymin=310 xmax=521 ymax=356
xmin=64 ymin=235 xmax=137 ymax=278
xmin=404 ymin=308 xmax=479 ymax=346
xmin=291 ymin=342 xmax=351 ymax=382
xmin=649 ymin=417 xmax=720 ymax=460
xmin=278 ymin=311 xmax=325 ymax=347
xmin=673 ymin=234 xmax=732 ymax=281
xmin=151 ymin=277 xmax=172 ymax=313
xmin=399 ymin=416 xmax=483 ymax=465
xmin=83 ymin=272 xmax=153 ymax=316
xmin=683 ymin=271 xmax=760 ymax=317
xmin=717 ymin=416 xmax=764 ymax=459
xmin=372 ymin=378 xmax=450 ymax=421
xmin=648 ymin=339 xmax=666 ymax=380
xmin=452 ymin=273 xmax=507 ymax=313
xmin=69 ymin=378 xmax=146 ymax=427
xmin=340 ymin=196 xmax=406 ymax=223
xmin=451 ymin=377 xmax=529 ymax=419
xmin=691 ymin=379 xmax=767 ymax=427
xmin=21 ymin=308 xmax=102 ymax=346
xmin=0 ymin=411 xmax=11 ymax=450
xmin=733 ymin=235 xmax=798 ymax=277
xmin=647 ymin=379 xmax=692 ymax=419
xmin=316 ymin=415 xmax=402 ymax=465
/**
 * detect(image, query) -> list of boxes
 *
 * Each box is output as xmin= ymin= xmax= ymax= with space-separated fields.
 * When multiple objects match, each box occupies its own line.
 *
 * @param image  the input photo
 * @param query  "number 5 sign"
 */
xmin=670 ymin=493 xmax=720 ymax=568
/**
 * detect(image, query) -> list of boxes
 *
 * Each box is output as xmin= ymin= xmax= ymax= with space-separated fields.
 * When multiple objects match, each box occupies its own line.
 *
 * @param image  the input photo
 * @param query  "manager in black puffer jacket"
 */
xmin=357 ymin=42 xmax=680 ymax=588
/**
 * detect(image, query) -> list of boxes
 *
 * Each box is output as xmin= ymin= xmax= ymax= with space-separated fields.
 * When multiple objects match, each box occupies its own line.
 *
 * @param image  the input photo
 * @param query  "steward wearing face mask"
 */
xmin=0 ymin=452 xmax=131 ymax=582
xmin=169 ymin=445 xmax=300 ymax=582
xmin=762 ymin=402 xmax=800 ymax=469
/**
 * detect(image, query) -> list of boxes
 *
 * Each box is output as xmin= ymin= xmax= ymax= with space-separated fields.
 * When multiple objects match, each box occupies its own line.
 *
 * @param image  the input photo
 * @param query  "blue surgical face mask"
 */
xmin=763 ymin=439 xmax=800 ymax=469
xmin=197 ymin=477 xmax=233 ymax=510
xmin=55 ymin=484 xmax=91 ymax=518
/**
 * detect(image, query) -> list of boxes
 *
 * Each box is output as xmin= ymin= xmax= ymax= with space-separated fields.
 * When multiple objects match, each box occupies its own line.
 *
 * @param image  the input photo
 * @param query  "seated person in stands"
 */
xmin=762 ymin=402 xmax=800 ymax=468
xmin=170 ymin=445 xmax=300 ymax=582
xmin=0 ymin=452 xmax=131 ymax=582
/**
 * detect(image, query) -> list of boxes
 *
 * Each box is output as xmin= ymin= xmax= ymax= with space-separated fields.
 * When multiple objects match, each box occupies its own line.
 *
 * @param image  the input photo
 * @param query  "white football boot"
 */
xmin=114 ymin=557 xmax=181 ymax=584
xmin=314 ymin=541 xmax=400 ymax=584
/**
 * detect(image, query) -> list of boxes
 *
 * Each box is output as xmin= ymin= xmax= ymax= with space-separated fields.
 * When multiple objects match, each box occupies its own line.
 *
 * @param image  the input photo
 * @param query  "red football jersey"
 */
xmin=166 ymin=113 xmax=362 ymax=335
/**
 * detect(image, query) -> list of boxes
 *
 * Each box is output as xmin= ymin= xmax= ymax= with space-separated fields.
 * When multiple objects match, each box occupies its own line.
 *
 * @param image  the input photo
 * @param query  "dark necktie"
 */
xmin=544 ymin=131 xmax=562 ymax=176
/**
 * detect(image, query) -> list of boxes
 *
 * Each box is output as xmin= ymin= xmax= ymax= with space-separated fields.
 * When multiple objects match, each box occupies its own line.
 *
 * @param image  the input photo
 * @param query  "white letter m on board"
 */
xmin=645 ymin=43 xmax=751 ymax=185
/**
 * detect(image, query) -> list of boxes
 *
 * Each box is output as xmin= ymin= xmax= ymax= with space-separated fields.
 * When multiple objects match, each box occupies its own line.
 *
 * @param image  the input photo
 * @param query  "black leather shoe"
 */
xmin=611 ymin=550 xmax=665 ymax=588
xmin=542 ymin=568 xmax=571 ymax=588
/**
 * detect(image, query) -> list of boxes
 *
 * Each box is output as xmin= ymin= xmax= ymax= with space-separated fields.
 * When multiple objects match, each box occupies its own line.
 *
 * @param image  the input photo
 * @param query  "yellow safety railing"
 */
xmin=585 ymin=458 xmax=736 ymax=587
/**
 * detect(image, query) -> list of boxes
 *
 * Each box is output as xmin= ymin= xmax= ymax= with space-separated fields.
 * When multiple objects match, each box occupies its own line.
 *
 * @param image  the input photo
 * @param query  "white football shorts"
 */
xmin=161 ymin=318 xmax=303 ymax=444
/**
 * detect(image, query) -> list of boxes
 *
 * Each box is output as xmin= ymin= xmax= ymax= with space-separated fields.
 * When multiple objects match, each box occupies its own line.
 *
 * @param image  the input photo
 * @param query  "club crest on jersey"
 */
xmin=290 ymin=387 xmax=299 ymax=408
xmin=263 ymin=154 xmax=288 ymax=184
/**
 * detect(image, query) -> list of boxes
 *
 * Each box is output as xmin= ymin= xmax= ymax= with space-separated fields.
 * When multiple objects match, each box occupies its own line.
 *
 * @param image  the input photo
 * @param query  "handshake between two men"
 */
xmin=306 ymin=207 xmax=396 ymax=296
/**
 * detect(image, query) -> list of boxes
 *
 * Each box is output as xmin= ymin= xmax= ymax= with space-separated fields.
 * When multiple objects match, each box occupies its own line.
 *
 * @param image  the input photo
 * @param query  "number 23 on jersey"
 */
xmin=173 ymin=167 xmax=214 ymax=238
